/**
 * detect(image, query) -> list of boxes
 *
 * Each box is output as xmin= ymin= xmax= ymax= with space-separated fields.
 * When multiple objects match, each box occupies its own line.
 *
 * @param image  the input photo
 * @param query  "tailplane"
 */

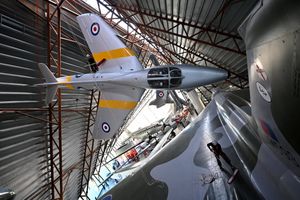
xmin=149 ymin=90 xmax=174 ymax=108
xmin=37 ymin=63 xmax=58 ymax=105
xmin=38 ymin=63 xmax=57 ymax=83
xmin=45 ymin=85 xmax=58 ymax=105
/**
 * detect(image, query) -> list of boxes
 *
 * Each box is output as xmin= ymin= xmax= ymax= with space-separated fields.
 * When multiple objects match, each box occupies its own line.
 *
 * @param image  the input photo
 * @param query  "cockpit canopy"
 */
xmin=147 ymin=67 xmax=182 ymax=89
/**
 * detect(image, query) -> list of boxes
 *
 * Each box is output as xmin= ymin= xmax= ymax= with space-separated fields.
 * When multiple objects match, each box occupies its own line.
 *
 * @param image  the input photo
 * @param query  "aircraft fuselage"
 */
xmin=51 ymin=64 xmax=228 ymax=91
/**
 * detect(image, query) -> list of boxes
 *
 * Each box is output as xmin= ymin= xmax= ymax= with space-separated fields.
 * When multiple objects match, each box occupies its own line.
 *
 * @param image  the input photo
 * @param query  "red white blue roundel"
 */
xmin=158 ymin=91 xmax=164 ymax=98
xmin=102 ymin=122 xmax=110 ymax=133
xmin=91 ymin=22 xmax=100 ymax=36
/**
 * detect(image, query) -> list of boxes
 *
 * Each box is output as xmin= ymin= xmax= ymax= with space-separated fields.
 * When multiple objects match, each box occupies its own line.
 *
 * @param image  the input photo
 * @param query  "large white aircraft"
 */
xmin=37 ymin=13 xmax=228 ymax=140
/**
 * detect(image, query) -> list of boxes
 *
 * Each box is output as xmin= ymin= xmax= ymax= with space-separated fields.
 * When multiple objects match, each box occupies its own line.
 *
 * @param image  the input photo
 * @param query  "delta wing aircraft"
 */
xmin=99 ymin=90 xmax=264 ymax=200
xmin=100 ymin=89 xmax=299 ymax=199
xmin=98 ymin=0 xmax=300 ymax=199
xmin=37 ymin=13 xmax=228 ymax=140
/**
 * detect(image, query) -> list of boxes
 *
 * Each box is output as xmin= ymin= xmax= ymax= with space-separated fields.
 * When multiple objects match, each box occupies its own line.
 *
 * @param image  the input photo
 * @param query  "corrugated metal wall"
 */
xmin=0 ymin=1 xmax=100 ymax=199
xmin=0 ymin=0 xmax=49 ymax=199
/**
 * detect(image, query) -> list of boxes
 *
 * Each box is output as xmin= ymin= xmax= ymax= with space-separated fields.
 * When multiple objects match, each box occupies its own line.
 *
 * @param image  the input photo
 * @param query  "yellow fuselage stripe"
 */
xmin=92 ymin=47 xmax=135 ymax=62
xmin=59 ymin=76 xmax=75 ymax=90
xmin=99 ymin=99 xmax=137 ymax=110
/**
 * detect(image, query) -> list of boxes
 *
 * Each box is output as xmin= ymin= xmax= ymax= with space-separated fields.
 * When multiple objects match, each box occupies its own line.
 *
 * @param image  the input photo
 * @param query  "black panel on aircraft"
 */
xmin=147 ymin=67 xmax=182 ymax=88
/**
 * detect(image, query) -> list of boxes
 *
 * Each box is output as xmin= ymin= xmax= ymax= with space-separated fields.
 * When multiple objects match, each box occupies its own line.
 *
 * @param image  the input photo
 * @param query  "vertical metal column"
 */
xmin=47 ymin=0 xmax=65 ymax=199
xmin=79 ymin=90 xmax=101 ymax=199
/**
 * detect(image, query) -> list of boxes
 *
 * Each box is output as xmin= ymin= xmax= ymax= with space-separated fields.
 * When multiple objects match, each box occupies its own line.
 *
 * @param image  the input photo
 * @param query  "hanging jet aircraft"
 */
xmin=97 ymin=0 xmax=300 ymax=199
xmin=37 ymin=13 xmax=228 ymax=140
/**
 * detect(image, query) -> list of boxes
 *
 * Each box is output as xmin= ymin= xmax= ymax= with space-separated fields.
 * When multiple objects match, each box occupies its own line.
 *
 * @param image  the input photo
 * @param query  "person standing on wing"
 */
xmin=207 ymin=141 xmax=237 ymax=172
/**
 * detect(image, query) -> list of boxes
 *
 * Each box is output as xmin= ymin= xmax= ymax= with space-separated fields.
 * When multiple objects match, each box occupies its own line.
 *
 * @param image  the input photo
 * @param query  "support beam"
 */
xmin=79 ymin=90 xmax=100 ymax=199
xmin=109 ymin=2 xmax=245 ymax=55
xmin=110 ymin=4 xmax=243 ymax=40
xmin=47 ymin=1 xmax=64 ymax=199
xmin=132 ymin=22 xmax=245 ymax=55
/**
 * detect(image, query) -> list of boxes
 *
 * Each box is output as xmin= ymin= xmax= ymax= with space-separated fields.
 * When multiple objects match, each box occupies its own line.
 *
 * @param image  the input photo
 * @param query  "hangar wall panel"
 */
xmin=0 ymin=1 xmax=100 ymax=199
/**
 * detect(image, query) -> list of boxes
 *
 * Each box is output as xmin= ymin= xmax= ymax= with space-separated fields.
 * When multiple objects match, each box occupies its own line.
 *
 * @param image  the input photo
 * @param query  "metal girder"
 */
xmin=109 ymin=3 xmax=245 ymax=55
xmin=131 ymin=22 xmax=245 ymax=55
xmin=92 ymin=140 xmax=109 ymax=180
xmin=189 ymin=0 xmax=245 ymax=55
xmin=79 ymin=90 xmax=100 ymax=200
xmin=47 ymin=1 xmax=64 ymax=199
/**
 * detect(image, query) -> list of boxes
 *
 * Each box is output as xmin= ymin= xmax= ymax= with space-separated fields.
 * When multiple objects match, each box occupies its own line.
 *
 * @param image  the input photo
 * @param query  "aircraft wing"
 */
xmin=77 ymin=13 xmax=143 ymax=74
xmin=93 ymin=86 xmax=144 ymax=140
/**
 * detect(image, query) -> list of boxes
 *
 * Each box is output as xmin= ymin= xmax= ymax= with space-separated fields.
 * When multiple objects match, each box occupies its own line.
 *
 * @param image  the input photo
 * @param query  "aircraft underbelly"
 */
xmin=101 ymin=91 xmax=264 ymax=200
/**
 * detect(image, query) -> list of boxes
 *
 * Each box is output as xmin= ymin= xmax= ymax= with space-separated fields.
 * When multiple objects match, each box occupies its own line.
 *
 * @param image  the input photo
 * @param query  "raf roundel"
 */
xmin=158 ymin=91 xmax=164 ymax=98
xmin=91 ymin=22 xmax=100 ymax=36
xmin=102 ymin=122 xmax=110 ymax=133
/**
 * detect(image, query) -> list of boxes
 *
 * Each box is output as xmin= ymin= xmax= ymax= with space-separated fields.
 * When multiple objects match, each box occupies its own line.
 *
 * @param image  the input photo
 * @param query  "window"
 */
xmin=147 ymin=67 xmax=168 ymax=78
xmin=148 ymin=79 xmax=169 ymax=88
xmin=170 ymin=67 xmax=181 ymax=77
xmin=170 ymin=78 xmax=181 ymax=86
xmin=147 ymin=66 xmax=182 ymax=88
xmin=170 ymin=67 xmax=182 ymax=87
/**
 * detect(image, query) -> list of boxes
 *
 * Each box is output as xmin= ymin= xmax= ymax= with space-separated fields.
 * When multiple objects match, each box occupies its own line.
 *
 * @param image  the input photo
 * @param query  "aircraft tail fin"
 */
xmin=45 ymin=85 xmax=58 ymax=105
xmin=149 ymin=98 xmax=163 ymax=108
xmin=38 ymin=63 xmax=57 ymax=83
xmin=149 ymin=90 xmax=174 ymax=108
xmin=37 ymin=63 xmax=58 ymax=105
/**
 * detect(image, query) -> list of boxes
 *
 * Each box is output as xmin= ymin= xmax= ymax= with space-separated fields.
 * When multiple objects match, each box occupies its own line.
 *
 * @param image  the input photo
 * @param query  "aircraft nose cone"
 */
xmin=215 ymin=68 xmax=229 ymax=80
xmin=227 ymin=70 xmax=231 ymax=79
xmin=208 ymin=67 xmax=228 ymax=80
xmin=179 ymin=65 xmax=228 ymax=89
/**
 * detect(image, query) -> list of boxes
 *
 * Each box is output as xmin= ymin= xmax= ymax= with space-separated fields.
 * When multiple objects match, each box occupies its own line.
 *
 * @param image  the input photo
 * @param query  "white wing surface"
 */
xmin=93 ymin=86 xmax=144 ymax=140
xmin=77 ymin=13 xmax=143 ymax=73
xmin=77 ymin=13 xmax=145 ymax=140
